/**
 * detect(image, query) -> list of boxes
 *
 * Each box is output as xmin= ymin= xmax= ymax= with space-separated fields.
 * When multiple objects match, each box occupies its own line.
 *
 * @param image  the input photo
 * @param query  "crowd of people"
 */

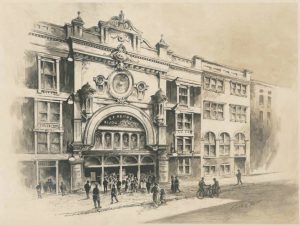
xmin=36 ymin=170 xmax=244 ymax=209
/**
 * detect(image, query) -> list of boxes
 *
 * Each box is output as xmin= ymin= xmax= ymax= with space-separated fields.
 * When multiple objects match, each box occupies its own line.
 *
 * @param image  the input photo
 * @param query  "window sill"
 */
xmin=203 ymin=117 xmax=224 ymax=121
xmin=230 ymin=93 xmax=247 ymax=98
xmin=204 ymin=88 xmax=224 ymax=94
xmin=230 ymin=120 xmax=247 ymax=123
xmin=203 ymin=156 xmax=217 ymax=159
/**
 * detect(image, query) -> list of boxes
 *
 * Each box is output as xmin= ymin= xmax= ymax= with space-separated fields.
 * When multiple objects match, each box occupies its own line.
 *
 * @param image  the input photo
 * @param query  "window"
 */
xmin=50 ymin=133 xmax=60 ymax=153
xmin=177 ymin=137 xmax=193 ymax=154
xmin=268 ymin=91 xmax=272 ymax=95
xmin=230 ymin=82 xmax=247 ymax=96
xmin=268 ymin=96 xmax=271 ymax=106
xmin=177 ymin=113 xmax=192 ymax=131
xmin=220 ymin=164 xmax=231 ymax=175
xmin=204 ymin=132 xmax=216 ymax=157
xmin=178 ymin=158 xmax=191 ymax=175
xmin=37 ymin=101 xmax=60 ymax=124
xmin=219 ymin=133 xmax=230 ymax=156
xmin=203 ymin=101 xmax=224 ymax=120
xmin=267 ymin=112 xmax=271 ymax=124
xmin=38 ymin=56 xmax=59 ymax=93
xmin=259 ymin=111 xmax=263 ymax=121
xmin=259 ymin=95 xmax=264 ymax=105
xmin=203 ymin=165 xmax=216 ymax=176
xmin=234 ymin=133 xmax=246 ymax=155
xmin=204 ymin=76 xmax=224 ymax=92
xmin=37 ymin=132 xmax=47 ymax=153
xmin=230 ymin=105 xmax=247 ymax=123
xmin=36 ymin=132 xmax=61 ymax=154
xmin=179 ymin=86 xmax=188 ymax=106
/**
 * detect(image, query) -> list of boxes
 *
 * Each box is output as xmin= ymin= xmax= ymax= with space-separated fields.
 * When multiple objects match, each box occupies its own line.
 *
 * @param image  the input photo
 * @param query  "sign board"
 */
xmin=159 ymin=160 xmax=169 ymax=182
xmin=72 ymin=164 xmax=83 ymax=190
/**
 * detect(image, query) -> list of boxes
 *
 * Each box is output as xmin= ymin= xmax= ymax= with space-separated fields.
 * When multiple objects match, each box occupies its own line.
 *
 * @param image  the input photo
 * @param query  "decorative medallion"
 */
xmin=108 ymin=70 xmax=134 ymax=101
xmin=93 ymin=75 xmax=107 ymax=93
xmin=135 ymin=81 xmax=149 ymax=100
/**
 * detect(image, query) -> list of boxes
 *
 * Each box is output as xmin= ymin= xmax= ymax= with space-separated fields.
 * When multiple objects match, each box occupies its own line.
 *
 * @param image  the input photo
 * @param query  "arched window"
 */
xmin=94 ymin=130 xmax=102 ymax=149
xmin=219 ymin=132 xmax=230 ymax=156
xmin=204 ymin=132 xmax=216 ymax=157
xmin=131 ymin=134 xmax=138 ymax=149
xmin=123 ymin=133 xmax=129 ymax=148
xmin=140 ymin=134 xmax=146 ymax=148
xmin=113 ymin=133 xmax=120 ymax=149
xmin=104 ymin=133 xmax=112 ymax=149
xmin=234 ymin=133 xmax=246 ymax=155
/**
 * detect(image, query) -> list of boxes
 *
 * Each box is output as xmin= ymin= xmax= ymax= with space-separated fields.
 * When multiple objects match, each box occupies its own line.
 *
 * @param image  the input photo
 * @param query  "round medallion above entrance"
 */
xmin=108 ymin=71 xmax=133 ymax=99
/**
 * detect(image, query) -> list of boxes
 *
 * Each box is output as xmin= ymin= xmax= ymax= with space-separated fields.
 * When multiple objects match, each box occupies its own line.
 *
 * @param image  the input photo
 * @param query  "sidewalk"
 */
xmin=26 ymin=172 xmax=293 ymax=217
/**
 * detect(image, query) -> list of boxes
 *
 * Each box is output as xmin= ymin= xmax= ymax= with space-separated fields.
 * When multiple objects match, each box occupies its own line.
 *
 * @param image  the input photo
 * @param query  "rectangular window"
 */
xmin=220 ymin=164 xmax=231 ymax=175
xmin=230 ymin=105 xmax=247 ymax=123
xmin=268 ymin=96 xmax=271 ymax=106
xmin=203 ymin=101 xmax=224 ymax=120
xmin=177 ymin=138 xmax=183 ymax=154
xmin=177 ymin=113 xmax=193 ymax=131
xmin=179 ymin=87 xmax=188 ymax=106
xmin=50 ymin=132 xmax=60 ymax=153
xmin=204 ymin=165 xmax=216 ymax=176
xmin=259 ymin=95 xmax=264 ymax=105
xmin=204 ymin=76 xmax=224 ymax=92
xmin=37 ymin=101 xmax=60 ymax=124
xmin=177 ymin=114 xmax=183 ymax=129
xmin=185 ymin=138 xmax=192 ymax=152
xmin=41 ymin=58 xmax=57 ymax=91
xmin=37 ymin=132 xmax=47 ymax=153
xmin=231 ymin=82 xmax=247 ymax=97
xmin=178 ymin=158 xmax=191 ymax=175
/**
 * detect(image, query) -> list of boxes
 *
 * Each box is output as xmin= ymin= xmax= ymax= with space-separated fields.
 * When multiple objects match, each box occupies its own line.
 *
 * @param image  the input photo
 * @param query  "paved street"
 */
xmin=152 ymin=180 xmax=299 ymax=224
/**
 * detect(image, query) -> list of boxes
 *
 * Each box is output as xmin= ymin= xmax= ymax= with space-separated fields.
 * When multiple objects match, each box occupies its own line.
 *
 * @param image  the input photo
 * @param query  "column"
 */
xmin=137 ymin=155 xmax=141 ymax=182
xmin=47 ymin=132 xmax=50 ymax=154
xmin=137 ymin=134 xmax=140 ymax=150
xmin=36 ymin=160 xmax=39 ymax=184
xmin=34 ymin=99 xmax=38 ymax=128
xmin=60 ymin=133 xmax=63 ymax=154
xmin=59 ymin=101 xmax=63 ymax=129
xmin=101 ymin=155 xmax=104 ymax=190
xmin=56 ymin=160 xmax=59 ymax=194
xmin=137 ymin=37 xmax=141 ymax=52
xmin=38 ymin=56 xmax=41 ymax=93
xmin=70 ymin=165 xmax=73 ymax=192
xmin=34 ymin=132 xmax=37 ymax=155
xmin=187 ymin=86 xmax=190 ymax=107
xmin=111 ymin=132 xmax=114 ymax=150
xmin=120 ymin=132 xmax=123 ymax=150
xmin=119 ymin=155 xmax=123 ymax=181
xmin=215 ymin=139 xmax=220 ymax=158
xmin=132 ymin=35 xmax=136 ymax=51
xmin=56 ymin=59 xmax=60 ymax=94
xmin=245 ymin=141 xmax=250 ymax=175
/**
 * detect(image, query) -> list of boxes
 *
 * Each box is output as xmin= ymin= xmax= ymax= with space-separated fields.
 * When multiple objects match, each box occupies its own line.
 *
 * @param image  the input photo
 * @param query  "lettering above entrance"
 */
xmin=99 ymin=113 xmax=144 ymax=130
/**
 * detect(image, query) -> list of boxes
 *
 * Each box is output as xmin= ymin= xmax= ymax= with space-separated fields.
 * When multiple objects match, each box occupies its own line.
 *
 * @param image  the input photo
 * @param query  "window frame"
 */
xmin=176 ymin=136 xmax=193 ymax=154
xmin=230 ymin=81 xmax=247 ymax=97
xmin=204 ymin=132 xmax=216 ymax=157
xmin=178 ymin=86 xmax=189 ymax=106
xmin=234 ymin=133 xmax=246 ymax=156
xmin=203 ymin=75 xmax=224 ymax=93
xmin=219 ymin=133 xmax=230 ymax=156
xmin=203 ymin=101 xmax=225 ymax=121
xmin=178 ymin=158 xmax=191 ymax=175
xmin=230 ymin=104 xmax=247 ymax=123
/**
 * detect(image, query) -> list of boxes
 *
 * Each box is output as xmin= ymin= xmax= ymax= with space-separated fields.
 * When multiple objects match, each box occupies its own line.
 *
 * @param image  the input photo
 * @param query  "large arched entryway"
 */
xmin=82 ymin=105 xmax=157 ymax=188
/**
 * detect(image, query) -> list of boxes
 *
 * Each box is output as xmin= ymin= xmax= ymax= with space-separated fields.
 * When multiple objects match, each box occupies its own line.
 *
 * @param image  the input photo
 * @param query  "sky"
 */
xmin=1 ymin=1 xmax=298 ymax=88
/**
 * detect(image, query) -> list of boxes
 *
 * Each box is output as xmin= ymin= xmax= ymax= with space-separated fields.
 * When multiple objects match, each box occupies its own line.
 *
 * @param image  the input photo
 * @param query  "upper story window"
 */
xmin=259 ymin=111 xmax=263 ymax=121
xmin=203 ymin=101 xmax=224 ymax=120
xmin=267 ymin=96 xmax=271 ymax=106
xmin=37 ymin=101 xmax=61 ymax=124
xmin=230 ymin=82 xmax=247 ymax=97
xmin=177 ymin=113 xmax=192 ymax=131
xmin=259 ymin=95 xmax=264 ymax=105
xmin=204 ymin=76 xmax=224 ymax=93
xmin=179 ymin=86 xmax=188 ymax=106
xmin=230 ymin=105 xmax=247 ymax=123
xmin=204 ymin=132 xmax=216 ymax=157
xmin=36 ymin=131 xmax=62 ymax=154
xmin=38 ymin=55 xmax=60 ymax=93
xmin=219 ymin=132 xmax=230 ymax=156
xmin=234 ymin=133 xmax=246 ymax=156
xmin=176 ymin=137 xmax=193 ymax=154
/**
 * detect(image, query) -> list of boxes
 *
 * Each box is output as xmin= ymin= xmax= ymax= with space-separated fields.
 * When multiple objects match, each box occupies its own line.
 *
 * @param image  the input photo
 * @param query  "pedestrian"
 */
xmin=160 ymin=188 xmax=166 ymax=205
xmin=151 ymin=183 xmax=160 ymax=207
xmin=103 ymin=178 xmax=108 ymax=193
xmin=84 ymin=181 xmax=91 ymax=199
xmin=146 ymin=179 xmax=151 ymax=194
xmin=111 ymin=184 xmax=119 ymax=204
xmin=236 ymin=169 xmax=243 ymax=185
xmin=174 ymin=176 xmax=181 ymax=192
xmin=60 ymin=181 xmax=66 ymax=196
xmin=212 ymin=178 xmax=220 ymax=197
xmin=171 ymin=176 xmax=175 ymax=193
xmin=117 ymin=179 xmax=122 ymax=195
xmin=198 ymin=177 xmax=206 ymax=193
xmin=36 ymin=182 xmax=42 ymax=199
xmin=125 ymin=178 xmax=129 ymax=192
xmin=92 ymin=184 xmax=101 ymax=209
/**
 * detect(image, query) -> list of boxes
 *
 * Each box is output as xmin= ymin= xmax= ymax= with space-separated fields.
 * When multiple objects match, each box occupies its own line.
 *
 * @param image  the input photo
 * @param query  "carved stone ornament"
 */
xmin=107 ymin=70 xmax=134 ymax=102
xmin=135 ymin=81 xmax=149 ymax=100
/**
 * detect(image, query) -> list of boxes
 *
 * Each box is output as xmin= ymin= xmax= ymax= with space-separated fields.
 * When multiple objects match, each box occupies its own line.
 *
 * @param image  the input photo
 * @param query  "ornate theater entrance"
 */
xmin=82 ymin=111 xmax=156 ymax=186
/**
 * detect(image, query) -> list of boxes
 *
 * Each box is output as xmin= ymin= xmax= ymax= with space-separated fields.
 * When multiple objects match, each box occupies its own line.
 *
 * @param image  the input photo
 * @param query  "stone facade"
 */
xmin=18 ymin=11 xmax=252 ymax=193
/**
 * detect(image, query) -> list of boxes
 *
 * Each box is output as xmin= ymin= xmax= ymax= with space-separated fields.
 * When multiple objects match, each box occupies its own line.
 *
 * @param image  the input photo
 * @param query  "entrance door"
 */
xmin=234 ymin=158 xmax=246 ymax=174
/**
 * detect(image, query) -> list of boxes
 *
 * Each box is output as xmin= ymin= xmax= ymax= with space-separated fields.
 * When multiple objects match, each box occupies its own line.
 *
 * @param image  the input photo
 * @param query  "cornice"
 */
xmin=29 ymin=31 xmax=66 ymax=43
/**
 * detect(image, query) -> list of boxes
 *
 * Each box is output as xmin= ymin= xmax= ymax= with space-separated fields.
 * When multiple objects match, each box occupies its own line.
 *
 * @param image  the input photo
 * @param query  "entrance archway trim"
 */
xmin=84 ymin=104 xmax=156 ymax=146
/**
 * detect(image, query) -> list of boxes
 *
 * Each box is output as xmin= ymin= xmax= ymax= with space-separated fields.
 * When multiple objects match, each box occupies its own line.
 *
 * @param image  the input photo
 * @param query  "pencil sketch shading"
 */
xmin=3 ymin=4 xmax=298 ymax=225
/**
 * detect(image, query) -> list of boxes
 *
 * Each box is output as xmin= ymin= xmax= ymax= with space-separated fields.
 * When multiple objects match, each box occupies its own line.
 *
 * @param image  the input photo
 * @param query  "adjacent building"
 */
xmin=18 ymin=11 xmax=251 ymax=193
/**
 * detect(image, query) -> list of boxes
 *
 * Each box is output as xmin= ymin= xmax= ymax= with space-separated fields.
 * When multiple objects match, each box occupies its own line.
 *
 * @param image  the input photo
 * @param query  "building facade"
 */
xmin=18 ymin=11 xmax=251 ymax=193
xmin=250 ymin=80 xmax=277 ymax=172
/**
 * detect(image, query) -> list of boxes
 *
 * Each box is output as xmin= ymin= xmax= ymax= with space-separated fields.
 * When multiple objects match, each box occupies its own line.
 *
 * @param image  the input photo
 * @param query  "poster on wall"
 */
xmin=159 ymin=160 xmax=169 ymax=182
xmin=72 ymin=164 xmax=83 ymax=190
